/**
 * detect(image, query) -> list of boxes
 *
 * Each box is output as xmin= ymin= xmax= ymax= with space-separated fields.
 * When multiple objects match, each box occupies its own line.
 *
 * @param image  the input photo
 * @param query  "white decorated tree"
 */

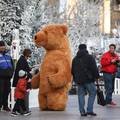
xmin=67 ymin=0 xmax=104 ymax=57
xmin=0 ymin=0 xmax=22 ymax=44
xmin=0 ymin=0 xmax=104 ymax=65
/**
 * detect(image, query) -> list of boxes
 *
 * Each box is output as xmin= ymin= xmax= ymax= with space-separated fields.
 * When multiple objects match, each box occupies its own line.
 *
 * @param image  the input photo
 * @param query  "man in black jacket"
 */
xmin=72 ymin=44 xmax=99 ymax=117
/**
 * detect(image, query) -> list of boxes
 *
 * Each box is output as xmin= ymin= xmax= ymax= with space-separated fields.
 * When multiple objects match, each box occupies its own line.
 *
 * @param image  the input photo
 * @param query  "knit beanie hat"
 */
xmin=79 ymin=44 xmax=87 ymax=50
xmin=19 ymin=70 xmax=26 ymax=77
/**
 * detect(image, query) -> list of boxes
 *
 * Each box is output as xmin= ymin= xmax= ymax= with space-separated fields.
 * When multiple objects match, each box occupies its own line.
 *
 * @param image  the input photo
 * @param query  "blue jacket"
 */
xmin=0 ymin=54 xmax=13 ymax=69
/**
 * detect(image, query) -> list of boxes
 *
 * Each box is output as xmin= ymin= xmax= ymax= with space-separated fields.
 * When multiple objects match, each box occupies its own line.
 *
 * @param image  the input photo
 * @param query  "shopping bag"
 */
xmin=69 ymin=82 xmax=77 ymax=95
xmin=97 ymin=88 xmax=106 ymax=106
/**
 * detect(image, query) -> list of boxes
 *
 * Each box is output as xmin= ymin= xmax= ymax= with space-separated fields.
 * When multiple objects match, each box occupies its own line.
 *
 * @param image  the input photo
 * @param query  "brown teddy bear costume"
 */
xmin=31 ymin=24 xmax=72 ymax=111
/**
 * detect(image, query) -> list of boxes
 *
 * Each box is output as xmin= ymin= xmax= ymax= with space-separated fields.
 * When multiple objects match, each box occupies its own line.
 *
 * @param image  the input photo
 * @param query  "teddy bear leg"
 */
xmin=47 ymin=91 xmax=68 ymax=111
xmin=39 ymin=94 xmax=48 ymax=111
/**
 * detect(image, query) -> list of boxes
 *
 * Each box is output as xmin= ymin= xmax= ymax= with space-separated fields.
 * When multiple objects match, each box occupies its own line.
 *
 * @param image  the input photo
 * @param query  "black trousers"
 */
xmin=0 ymin=78 xmax=11 ymax=108
xmin=13 ymin=99 xmax=26 ymax=113
xmin=24 ymin=92 xmax=29 ymax=111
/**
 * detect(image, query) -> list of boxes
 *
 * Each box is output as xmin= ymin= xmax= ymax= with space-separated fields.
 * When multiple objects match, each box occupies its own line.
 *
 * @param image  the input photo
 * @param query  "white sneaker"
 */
xmin=22 ymin=111 xmax=31 ymax=116
xmin=10 ymin=111 xmax=19 ymax=117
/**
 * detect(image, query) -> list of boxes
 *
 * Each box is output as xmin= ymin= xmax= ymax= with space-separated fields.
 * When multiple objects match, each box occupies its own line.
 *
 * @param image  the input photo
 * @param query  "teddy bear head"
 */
xmin=34 ymin=24 xmax=68 ymax=50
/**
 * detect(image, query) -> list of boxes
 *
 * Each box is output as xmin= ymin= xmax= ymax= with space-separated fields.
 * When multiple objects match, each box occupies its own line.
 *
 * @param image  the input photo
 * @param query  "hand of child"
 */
xmin=28 ymin=79 xmax=31 ymax=82
xmin=26 ymin=89 xmax=30 ymax=92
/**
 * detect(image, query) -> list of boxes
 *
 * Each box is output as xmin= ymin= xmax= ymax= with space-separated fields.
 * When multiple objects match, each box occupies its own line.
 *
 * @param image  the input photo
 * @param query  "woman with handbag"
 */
xmin=0 ymin=41 xmax=14 ymax=112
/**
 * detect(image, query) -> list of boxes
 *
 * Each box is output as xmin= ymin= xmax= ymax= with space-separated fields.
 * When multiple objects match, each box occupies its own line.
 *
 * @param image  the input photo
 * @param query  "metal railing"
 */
xmin=114 ymin=78 xmax=120 ymax=94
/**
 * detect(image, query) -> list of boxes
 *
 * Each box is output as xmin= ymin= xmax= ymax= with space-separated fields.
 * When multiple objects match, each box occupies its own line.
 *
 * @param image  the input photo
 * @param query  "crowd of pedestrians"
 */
xmin=0 ymin=40 xmax=120 ymax=118
xmin=0 ymin=41 xmax=33 ymax=117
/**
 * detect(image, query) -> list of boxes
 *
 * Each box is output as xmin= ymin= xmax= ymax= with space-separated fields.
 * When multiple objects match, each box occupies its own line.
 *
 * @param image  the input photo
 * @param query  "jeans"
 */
xmin=78 ymin=82 xmax=96 ymax=114
xmin=103 ymin=72 xmax=115 ymax=104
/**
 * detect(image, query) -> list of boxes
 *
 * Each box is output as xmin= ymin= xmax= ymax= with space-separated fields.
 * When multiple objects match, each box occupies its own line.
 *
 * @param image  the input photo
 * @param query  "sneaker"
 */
xmin=87 ymin=112 xmax=97 ymax=116
xmin=3 ymin=107 xmax=11 ymax=112
xmin=110 ymin=101 xmax=117 ymax=106
xmin=10 ymin=111 xmax=19 ymax=117
xmin=81 ymin=113 xmax=87 ymax=117
xmin=22 ymin=111 xmax=31 ymax=116
xmin=106 ymin=101 xmax=117 ymax=107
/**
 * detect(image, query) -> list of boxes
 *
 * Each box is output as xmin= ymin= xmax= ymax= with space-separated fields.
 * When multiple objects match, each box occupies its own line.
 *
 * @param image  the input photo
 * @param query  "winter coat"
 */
xmin=0 ymin=54 xmax=13 ymax=69
xmin=0 ymin=53 xmax=14 ymax=78
xmin=12 ymin=55 xmax=31 ymax=87
xmin=72 ymin=49 xmax=99 ymax=85
xmin=100 ymin=51 xmax=119 ymax=74
xmin=14 ymin=78 xmax=27 ymax=99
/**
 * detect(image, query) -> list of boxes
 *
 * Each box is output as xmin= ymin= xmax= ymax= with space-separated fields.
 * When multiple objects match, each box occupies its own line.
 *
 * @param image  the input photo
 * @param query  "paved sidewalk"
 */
xmin=1 ymin=95 xmax=120 ymax=120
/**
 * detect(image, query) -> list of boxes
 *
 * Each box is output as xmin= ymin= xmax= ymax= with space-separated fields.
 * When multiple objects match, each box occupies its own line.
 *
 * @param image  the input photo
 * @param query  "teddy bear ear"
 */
xmin=61 ymin=24 xmax=68 ymax=35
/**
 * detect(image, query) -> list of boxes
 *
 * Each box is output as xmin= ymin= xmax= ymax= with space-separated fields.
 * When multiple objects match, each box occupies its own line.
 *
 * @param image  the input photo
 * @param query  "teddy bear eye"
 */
xmin=35 ymin=35 xmax=37 ymax=40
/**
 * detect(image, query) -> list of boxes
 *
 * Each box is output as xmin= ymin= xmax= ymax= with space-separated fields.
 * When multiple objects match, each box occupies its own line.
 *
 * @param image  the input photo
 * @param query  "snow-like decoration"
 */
xmin=3 ymin=0 xmax=120 ymax=66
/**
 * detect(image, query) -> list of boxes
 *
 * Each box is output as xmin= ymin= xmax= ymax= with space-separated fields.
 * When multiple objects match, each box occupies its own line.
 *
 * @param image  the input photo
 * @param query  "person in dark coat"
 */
xmin=72 ymin=44 xmax=99 ymax=117
xmin=12 ymin=48 xmax=32 ymax=111
xmin=12 ymin=49 xmax=32 ymax=87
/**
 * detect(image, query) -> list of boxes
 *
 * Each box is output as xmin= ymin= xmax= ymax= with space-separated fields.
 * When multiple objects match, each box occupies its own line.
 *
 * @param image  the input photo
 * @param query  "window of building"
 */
xmin=116 ymin=19 xmax=120 ymax=26
xmin=116 ymin=0 xmax=120 ymax=5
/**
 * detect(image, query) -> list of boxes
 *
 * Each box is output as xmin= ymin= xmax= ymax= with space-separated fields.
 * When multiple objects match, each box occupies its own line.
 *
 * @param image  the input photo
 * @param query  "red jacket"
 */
xmin=100 ymin=51 xmax=119 ymax=74
xmin=14 ymin=78 xmax=27 ymax=99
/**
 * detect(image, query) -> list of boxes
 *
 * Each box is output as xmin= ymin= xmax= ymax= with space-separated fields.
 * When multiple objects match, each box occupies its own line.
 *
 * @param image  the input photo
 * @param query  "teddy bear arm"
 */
xmin=48 ymin=61 xmax=70 ymax=88
xmin=31 ymin=72 xmax=40 ymax=89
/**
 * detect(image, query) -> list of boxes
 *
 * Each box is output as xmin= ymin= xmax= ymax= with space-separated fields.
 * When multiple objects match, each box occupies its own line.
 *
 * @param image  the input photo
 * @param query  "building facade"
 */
xmin=100 ymin=0 xmax=120 ymax=36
